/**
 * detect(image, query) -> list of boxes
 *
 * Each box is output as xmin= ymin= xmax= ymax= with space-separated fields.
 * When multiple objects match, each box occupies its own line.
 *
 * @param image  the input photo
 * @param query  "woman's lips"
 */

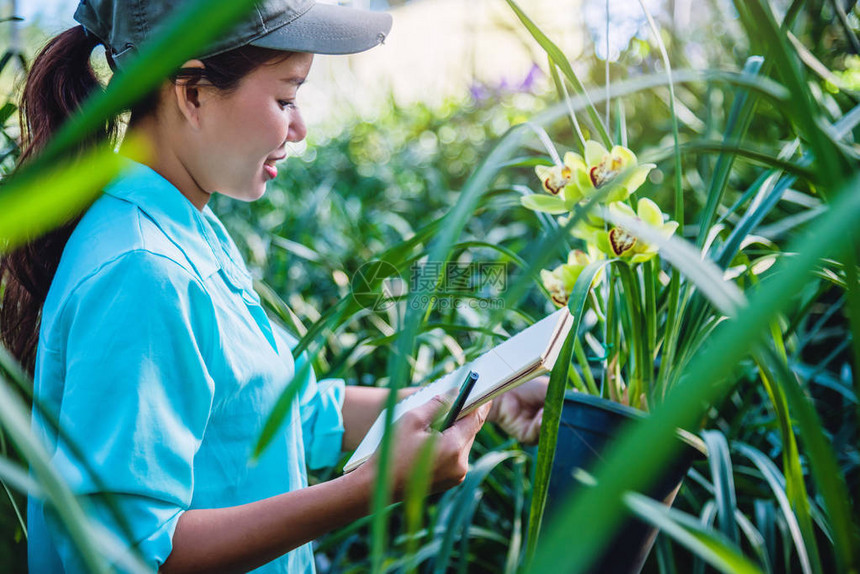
xmin=263 ymin=164 xmax=278 ymax=179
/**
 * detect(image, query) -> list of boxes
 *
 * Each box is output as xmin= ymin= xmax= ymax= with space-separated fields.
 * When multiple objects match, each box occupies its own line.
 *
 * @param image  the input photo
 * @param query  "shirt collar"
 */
xmin=103 ymin=159 xmax=252 ymax=290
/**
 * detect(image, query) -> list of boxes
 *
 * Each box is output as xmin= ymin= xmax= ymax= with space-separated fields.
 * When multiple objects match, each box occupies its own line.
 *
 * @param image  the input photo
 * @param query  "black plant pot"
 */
xmin=546 ymin=392 xmax=707 ymax=574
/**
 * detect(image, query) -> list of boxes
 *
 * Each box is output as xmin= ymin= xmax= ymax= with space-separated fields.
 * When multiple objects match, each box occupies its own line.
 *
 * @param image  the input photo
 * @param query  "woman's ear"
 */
xmin=173 ymin=59 xmax=206 ymax=129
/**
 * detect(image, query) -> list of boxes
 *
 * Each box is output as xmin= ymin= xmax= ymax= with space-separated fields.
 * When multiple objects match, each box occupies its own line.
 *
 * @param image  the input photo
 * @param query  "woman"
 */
xmin=1 ymin=1 xmax=547 ymax=572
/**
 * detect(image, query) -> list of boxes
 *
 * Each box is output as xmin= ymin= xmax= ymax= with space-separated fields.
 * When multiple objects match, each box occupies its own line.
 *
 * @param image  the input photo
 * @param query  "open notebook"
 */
xmin=343 ymin=307 xmax=573 ymax=473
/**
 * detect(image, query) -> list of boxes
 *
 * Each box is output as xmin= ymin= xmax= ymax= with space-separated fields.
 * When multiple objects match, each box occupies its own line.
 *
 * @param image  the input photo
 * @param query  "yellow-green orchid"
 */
xmin=540 ymin=247 xmax=602 ymax=306
xmin=571 ymin=141 xmax=655 ymax=203
xmin=522 ymin=152 xmax=585 ymax=214
xmin=595 ymin=198 xmax=679 ymax=263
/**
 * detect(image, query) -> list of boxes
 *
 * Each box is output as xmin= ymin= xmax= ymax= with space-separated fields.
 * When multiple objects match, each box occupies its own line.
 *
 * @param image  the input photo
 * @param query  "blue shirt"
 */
xmin=28 ymin=160 xmax=345 ymax=573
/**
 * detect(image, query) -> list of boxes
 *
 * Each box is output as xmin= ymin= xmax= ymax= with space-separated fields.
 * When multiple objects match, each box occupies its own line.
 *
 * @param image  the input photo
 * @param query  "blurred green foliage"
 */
xmin=0 ymin=0 xmax=858 ymax=572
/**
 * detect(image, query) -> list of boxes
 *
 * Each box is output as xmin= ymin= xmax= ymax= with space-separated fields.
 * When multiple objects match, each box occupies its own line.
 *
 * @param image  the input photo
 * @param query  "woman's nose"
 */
xmin=287 ymin=108 xmax=307 ymax=142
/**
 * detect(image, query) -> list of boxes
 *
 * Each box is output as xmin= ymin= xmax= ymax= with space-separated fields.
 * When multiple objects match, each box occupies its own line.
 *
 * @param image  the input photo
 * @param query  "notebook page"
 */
xmin=465 ymin=310 xmax=566 ymax=406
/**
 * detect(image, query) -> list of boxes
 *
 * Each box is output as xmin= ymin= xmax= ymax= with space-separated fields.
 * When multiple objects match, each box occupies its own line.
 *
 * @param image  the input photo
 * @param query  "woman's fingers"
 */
xmin=400 ymin=394 xmax=452 ymax=431
xmin=444 ymin=402 xmax=491 ymax=446
xmin=383 ymin=396 xmax=492 ymax=496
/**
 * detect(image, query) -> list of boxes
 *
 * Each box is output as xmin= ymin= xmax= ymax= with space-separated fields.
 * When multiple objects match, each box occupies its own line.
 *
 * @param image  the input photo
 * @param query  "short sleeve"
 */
xmin=272 ymin=327 xmax=345 ymax=470
xmin=46 ymin=250 xmax=217 ymax=571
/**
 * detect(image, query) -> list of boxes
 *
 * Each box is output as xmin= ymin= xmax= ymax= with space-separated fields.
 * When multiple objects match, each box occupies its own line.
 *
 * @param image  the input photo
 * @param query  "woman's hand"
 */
xmin=358 ymin=394 xmax=491 ymax=499
xmin=487 ymin=376 xmax=548 ymax=445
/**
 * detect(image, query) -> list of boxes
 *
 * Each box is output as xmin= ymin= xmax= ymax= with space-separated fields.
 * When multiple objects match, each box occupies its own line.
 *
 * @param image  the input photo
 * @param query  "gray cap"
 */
xmin=74 ymin=0 xmax=393 ymax=68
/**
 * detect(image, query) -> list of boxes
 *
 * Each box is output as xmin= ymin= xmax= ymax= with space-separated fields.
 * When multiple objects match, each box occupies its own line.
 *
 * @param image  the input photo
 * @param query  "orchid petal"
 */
xmin=623 ymin=164 xmax=654 ymax=195
xmin=637 ymin=197 xmax=663 ymax=227
xmin=609 ymin=201 xmax=636 ymax=219
xmin=585 ymin=140 xmax=608 ymax=166
xmin=660 ymin=220 xmax=680 ymax=238
xmin=563 ymin=151 xmax=587 ymax=172
xmin=612 ymin=145 xmax=638 ymax=166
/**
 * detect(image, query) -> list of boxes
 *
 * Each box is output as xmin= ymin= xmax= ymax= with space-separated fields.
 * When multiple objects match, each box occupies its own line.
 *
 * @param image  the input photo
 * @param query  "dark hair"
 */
xmin=0 ymin=25 xmax=285 ymax=374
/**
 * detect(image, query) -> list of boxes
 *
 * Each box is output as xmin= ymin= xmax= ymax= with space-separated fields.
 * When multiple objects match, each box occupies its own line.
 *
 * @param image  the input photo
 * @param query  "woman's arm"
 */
xmin=162 ymin=464 xmax=373 ymax=573
xmin=161 ymin=396 xmax=490 ymax=574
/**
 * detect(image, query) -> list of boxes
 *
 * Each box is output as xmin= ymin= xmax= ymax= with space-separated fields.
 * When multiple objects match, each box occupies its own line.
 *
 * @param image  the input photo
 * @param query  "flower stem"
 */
xmin=574 ymin=338 xmax=600 ymax=395
xmin=603 ymin=270 xmax=617 ymax=399
xmin=617 ymin=262 xmax=647 ymax=409
xmin=643 ymin=258 xmax=657 ymax=396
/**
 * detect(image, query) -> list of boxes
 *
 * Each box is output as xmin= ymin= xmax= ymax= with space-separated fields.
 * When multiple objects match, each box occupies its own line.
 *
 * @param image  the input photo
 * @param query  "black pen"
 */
xmin=438 ymin=370 xmax=479 ymax=431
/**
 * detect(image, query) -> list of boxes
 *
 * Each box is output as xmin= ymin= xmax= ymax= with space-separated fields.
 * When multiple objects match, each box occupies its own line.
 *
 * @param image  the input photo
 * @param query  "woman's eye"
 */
xmin=278 ymin=100 xmax=297 ymax=110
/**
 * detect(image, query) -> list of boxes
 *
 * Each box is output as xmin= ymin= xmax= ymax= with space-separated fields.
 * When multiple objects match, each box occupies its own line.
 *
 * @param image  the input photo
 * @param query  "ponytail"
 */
xmin=19 ymin=26 xmax=117 ymax=162
xmin=1 ymin=25 xmax=117 ymax=374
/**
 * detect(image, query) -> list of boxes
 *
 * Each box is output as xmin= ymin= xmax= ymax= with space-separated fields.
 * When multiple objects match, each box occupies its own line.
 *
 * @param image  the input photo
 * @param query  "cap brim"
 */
xmin=250 ymin=3 xmax=392 ymax=55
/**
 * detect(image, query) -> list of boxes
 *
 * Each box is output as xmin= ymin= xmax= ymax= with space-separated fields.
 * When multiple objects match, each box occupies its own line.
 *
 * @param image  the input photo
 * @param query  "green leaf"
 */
xmin=0 ymin=102 xmax=16 ymax=125
xmin=702 ymin=431 xmax=740 ymax=544
xmin=0 ymin=456 xmax=42 ymax=500
xmin=251 ymin=351 xmax=314 ymax=460
xmin=734 ymin=0 xmax=849 ymax=188
xmin=525 ymin=260 xmax=611 ymax=565
xmin=433 ymin=451 xmax=523 ymax=574
xmin=503 ymin=0 xmax=611 ymax=148
xmin=520 ymin=194 xmax=569 ymax=214
xmin=625 ymin=492 xmax=764 ymax=574
xmin=371 ymin=110 xmax=537 ymax=572
xmin=752 ymin=351 xmax=822 ymax=573
xmin=734 ymin=442 xmax=815 ymax=574
xmin=758 ymin=345 xmax=857 ymax=573
xmin=0 ymin=370 xmax=149 ymax=573
xmin=697 ymin=56 xmax=764 ymax=248
xmin=0 ymin=143 xmax=129 ymax=250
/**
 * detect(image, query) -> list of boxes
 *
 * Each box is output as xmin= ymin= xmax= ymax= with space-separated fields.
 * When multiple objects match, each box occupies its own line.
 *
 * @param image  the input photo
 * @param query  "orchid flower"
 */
xmin=595 ymin=198 xmax=679 ymax=263
xmin=541 ymin=247 xmax=603 ymax=306
xmin=572 ymin=141 xmax=655 ymax=203
xmin=522 ymin=152 xmax=585 ymax=214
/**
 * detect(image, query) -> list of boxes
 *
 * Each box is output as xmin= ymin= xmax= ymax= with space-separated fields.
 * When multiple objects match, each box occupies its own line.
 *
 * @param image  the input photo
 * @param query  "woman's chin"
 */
xmin=217 ymin=182 xmax=267 ymax=203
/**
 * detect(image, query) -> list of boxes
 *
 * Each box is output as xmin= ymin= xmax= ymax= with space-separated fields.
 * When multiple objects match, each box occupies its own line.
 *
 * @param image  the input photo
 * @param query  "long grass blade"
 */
xmin=0 ymin=143 xmax=133 ymax=250
xmin=0 ymin=456 xmax=41 ymax=500
xmin=503 ymin=0 xmax=612 ymax=148
xmin=696 ymin=56 xmax=763 ymax=248
xmin=504 ymin=457 xmax=526 ymax=574
xmin=734 ymin=0 xmax=848 ymax=188
xmin=758 ymin=344 xmax=857 ymax=572
xmin=625 ymin=492 xmax=763 ymax=574
xmin=371 ymin=110 xmax=537 ymax=572
xmin=524 ymin=260 xmax=610 ymax=565
xmin=844 ymin=247 xmax=860 ymax=429
xmin=702 ymin=430 xmax=740 ymax=544
xmin=0 ymin=372 xmax=148 ymax=573
xmin=735 ymin=510 xmax=773 ymax=573
xmin=734 ymin=443 xmax=814 ymax=574
xmin=754 ymin=500 xmax=778 ymax=571
xmin=754 ymin=340 xmax=823 ymax=572
xmin=433 ymin=451 xmax=522 ymax=574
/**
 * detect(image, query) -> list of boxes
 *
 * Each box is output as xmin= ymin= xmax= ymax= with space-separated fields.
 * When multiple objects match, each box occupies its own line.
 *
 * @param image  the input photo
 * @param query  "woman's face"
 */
xmin=183 ymin=52 xmax=313 ymax=205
